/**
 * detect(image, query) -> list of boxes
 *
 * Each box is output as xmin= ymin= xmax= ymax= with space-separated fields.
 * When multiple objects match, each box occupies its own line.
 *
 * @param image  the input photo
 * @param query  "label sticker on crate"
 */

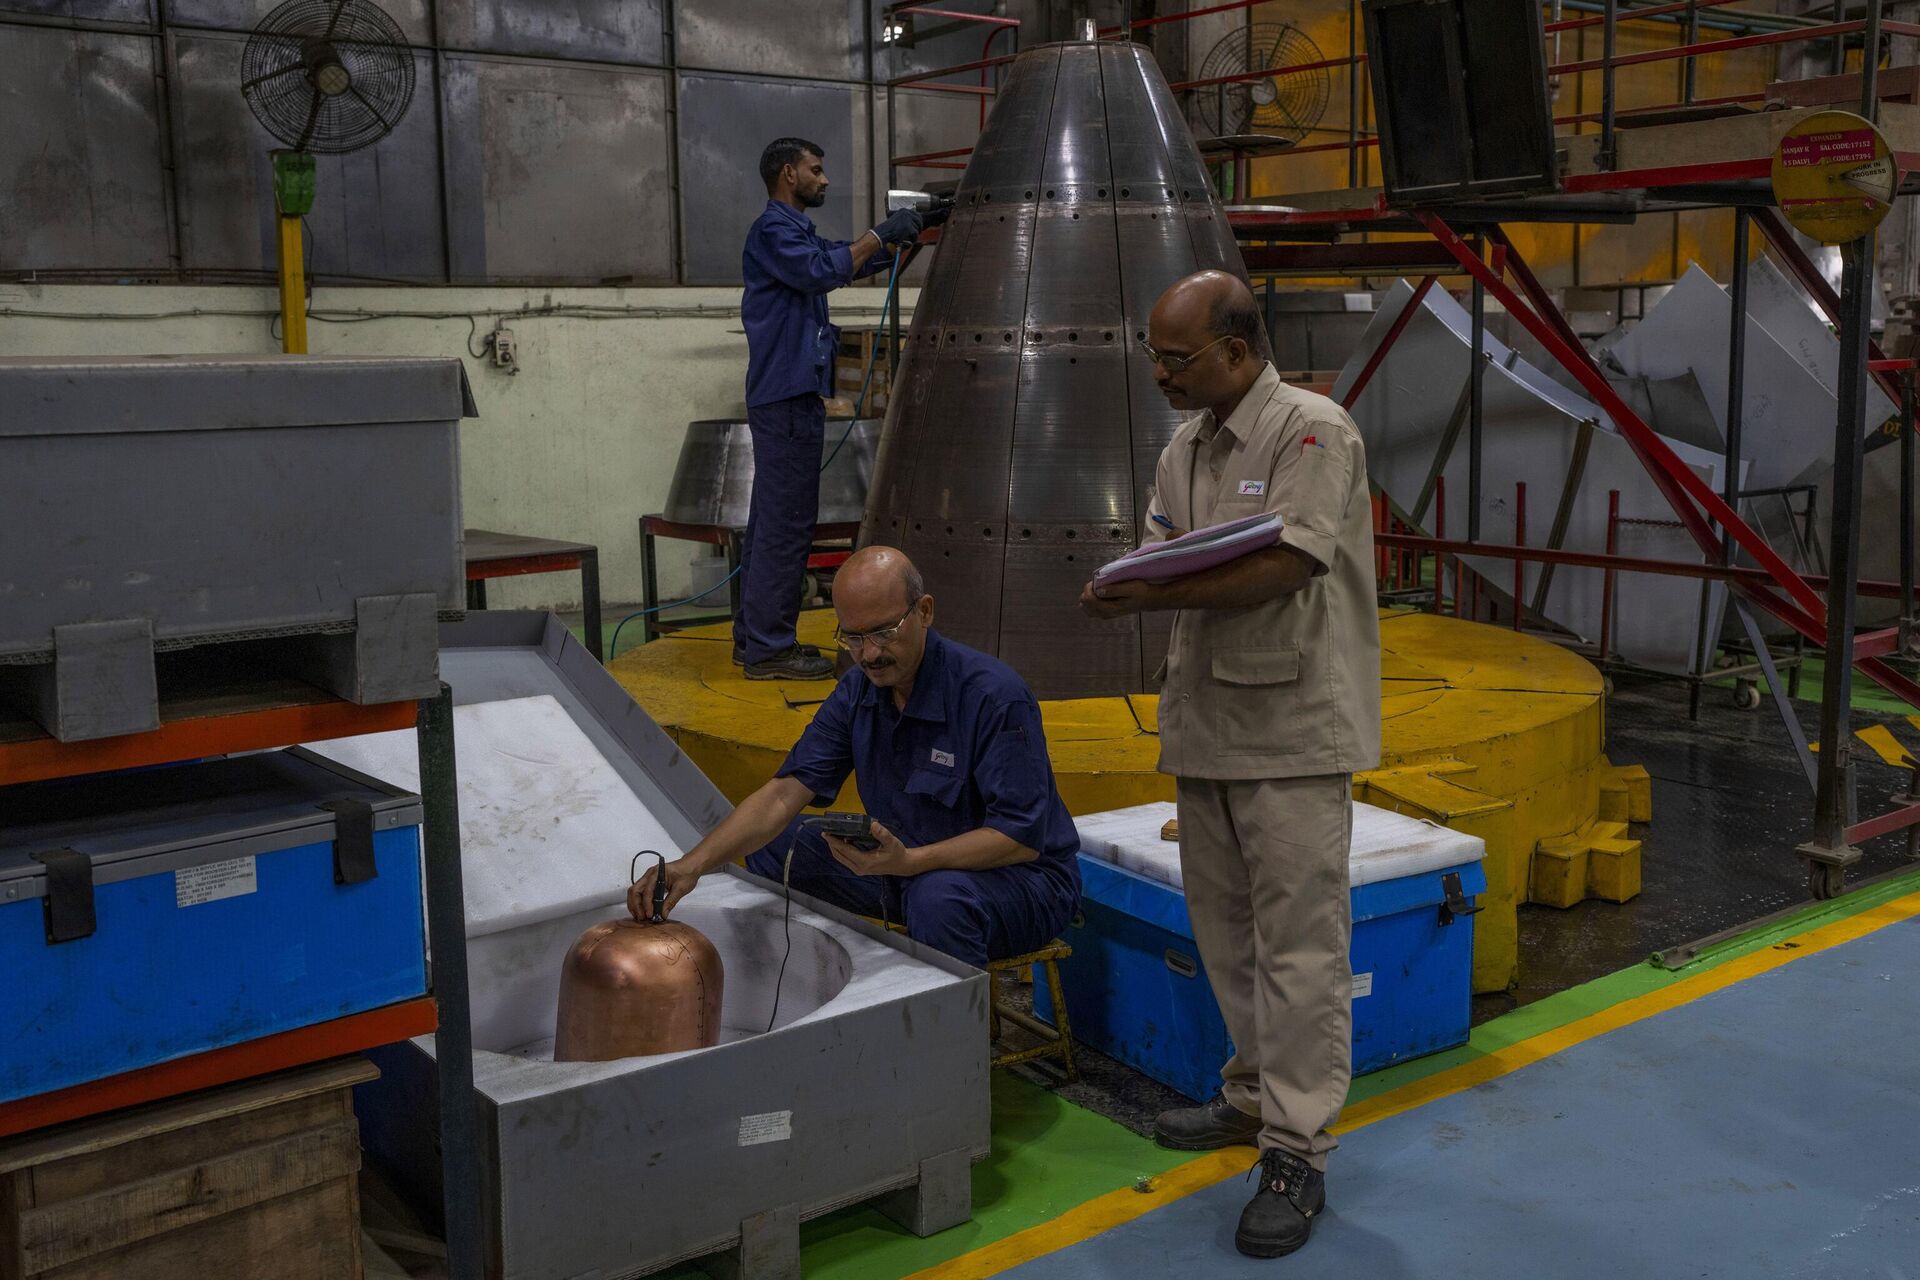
xmin=175 ymin=857 xmax=258 ymax=908
xmin=1352 ymin=971 xmax=1374 ymax=999
xmin=738 ymin=1110 xmax=793 ymax=1147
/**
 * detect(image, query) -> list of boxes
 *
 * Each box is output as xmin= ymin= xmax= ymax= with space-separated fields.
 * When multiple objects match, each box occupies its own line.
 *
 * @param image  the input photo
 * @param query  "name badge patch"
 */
xmin=930 ymin=748 xmax=955 ymax=768
xmin=1237 ymin=480 xmax=1266 ymax=496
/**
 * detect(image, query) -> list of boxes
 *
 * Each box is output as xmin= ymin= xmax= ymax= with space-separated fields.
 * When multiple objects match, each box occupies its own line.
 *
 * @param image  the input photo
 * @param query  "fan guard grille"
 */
xmin=1189 ymin=22 xmax=1331 ymax=144
xmin=242 ymin=0 xmax=415 ymax=155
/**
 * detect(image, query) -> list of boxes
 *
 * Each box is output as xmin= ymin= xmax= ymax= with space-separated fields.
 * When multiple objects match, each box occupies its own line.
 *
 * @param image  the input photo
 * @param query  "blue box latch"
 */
xmin=321 ymin=798 xmax=379 ymax=885
xmin=30 ymin=848 xmax=95 ymax=945
xmin=1439 ymin=870 xmax=1480 ymax=926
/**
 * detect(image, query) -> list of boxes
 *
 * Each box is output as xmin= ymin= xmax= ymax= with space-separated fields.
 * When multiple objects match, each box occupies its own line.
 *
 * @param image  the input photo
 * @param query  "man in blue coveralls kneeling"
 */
xmin=734 ymin=137 xmax=924 ymax=681
xmin=632 ymin=546 xmax=1082 ymax=967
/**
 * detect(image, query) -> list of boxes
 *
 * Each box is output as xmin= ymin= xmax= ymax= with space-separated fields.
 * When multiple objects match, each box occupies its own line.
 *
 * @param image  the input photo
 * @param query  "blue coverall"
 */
xmin=745 ymin=630 xmax=1083 ymax=967
xmin=736 ymin=200 xmax=889 ymax=663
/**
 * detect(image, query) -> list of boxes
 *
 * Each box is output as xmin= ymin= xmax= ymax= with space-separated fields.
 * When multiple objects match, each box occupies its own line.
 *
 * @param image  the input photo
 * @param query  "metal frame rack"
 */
xmin=1242 ymin=1 xmax=1920 ymax=900
xmin=0 ymin=681 xmax=488 ymax=1279
xmin=886 ymin=1 xmax=1920 ymax=900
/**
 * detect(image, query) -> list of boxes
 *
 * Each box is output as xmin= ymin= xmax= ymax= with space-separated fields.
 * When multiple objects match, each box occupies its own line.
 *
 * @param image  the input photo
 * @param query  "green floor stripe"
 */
xmin=664 ymin=1071 xmax=1191 ymax=1280
xmin=791 ymin=1072 xmax=1191 ymax=1280
xmin=666 ymin=868 xmax=1920 ymax=1280
xmin=1713 ymin=652 xmax=1919 ymax=718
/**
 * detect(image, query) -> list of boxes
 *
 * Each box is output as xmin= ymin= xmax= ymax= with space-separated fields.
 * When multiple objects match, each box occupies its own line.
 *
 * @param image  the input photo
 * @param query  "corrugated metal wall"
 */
xmin=0 ymin=0 xmax=987 ymax=284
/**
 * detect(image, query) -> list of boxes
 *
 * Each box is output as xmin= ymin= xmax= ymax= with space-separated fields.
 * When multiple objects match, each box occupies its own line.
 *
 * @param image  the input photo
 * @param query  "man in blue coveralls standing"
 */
xmin=633 ymin=546 xmax=1081 ymax=968
xmin=734 ymin=137 xmax=925 ymax=680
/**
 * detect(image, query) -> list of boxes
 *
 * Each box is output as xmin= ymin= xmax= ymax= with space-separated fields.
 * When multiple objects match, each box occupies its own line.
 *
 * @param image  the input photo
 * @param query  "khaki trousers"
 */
xmin=1175 ymin=772 xmax=1353 ymax=1168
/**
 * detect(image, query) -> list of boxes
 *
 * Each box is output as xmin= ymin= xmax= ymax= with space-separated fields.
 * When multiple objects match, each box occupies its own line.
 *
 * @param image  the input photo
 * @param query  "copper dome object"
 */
xmin=553 ymin=853 xmax=724 ymax=1061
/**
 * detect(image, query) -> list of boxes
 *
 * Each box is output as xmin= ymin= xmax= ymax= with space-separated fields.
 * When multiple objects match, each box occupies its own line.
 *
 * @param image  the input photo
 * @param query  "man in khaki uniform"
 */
xmin=1080 ymin=270 xmax=1381 ymax=1260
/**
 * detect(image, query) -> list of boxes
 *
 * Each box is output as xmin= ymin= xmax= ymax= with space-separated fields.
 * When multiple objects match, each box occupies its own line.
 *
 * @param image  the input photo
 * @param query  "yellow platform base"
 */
xmin=609 ymin=609 xmax=1644 ymax=993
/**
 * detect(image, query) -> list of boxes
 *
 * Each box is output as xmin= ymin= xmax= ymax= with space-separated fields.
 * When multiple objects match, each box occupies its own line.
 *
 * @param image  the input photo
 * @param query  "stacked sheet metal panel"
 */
xmin=1336 ymin=282 xmax=1737 ymax=675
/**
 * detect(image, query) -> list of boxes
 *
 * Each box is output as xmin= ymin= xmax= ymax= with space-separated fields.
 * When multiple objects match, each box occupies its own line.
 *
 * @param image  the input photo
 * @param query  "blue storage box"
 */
xmin=1036 ymin=801 xmax=1485 ymax=1101
xmin=0 ymin=749 xmax=428 ymax=1104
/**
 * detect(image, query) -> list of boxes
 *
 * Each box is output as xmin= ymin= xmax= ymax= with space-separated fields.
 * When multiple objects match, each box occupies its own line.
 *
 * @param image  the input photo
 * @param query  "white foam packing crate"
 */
xmin=1074 ymin=799 xmax=1485 ymax=888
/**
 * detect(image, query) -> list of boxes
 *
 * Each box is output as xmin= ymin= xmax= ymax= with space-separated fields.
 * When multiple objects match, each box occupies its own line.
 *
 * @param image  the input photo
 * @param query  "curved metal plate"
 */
xmin=962 ymin=45 xmax=1058 ymax=195
xmin=864 ymin=40 xmax=1249 ymax=695
xmin=941 ymin=201 xmax=1038 ymax=330
xmin=1024 ymin=202 xmax=1123 ymax=328
xmin=1100 ymin=43 xmax=1179 ymax=196
xmin=1042 ymin=43 xmax=1112 ymax=192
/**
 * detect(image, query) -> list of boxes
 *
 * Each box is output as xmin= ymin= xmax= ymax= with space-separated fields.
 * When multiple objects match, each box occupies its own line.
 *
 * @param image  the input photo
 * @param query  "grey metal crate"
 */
xmin=0 ymin=354 xmax=473 ymax=739
xmin=323 ymin=614 xmax=991 ymax=1280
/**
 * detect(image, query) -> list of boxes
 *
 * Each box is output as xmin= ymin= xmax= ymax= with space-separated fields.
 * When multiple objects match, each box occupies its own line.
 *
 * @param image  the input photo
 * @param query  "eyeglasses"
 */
xmin=833 ymin=605 xmax=917 ymax=651
xmin=1140 ymin=333 xmax=1229 ymax=374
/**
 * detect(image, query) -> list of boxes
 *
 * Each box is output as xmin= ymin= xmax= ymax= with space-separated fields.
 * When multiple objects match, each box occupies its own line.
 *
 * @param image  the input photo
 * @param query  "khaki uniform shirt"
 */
xmin=1146 ymin=363 xmax=1382 ymax=780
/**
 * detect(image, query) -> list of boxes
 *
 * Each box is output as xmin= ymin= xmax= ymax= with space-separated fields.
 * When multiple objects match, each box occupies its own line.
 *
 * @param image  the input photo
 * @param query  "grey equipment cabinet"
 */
xmin=0 ymin=354 xmax=474 ymax=741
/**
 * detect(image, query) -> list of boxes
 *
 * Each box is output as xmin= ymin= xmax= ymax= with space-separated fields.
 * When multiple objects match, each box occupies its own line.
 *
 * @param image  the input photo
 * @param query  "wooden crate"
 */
xmin=835 ymin=327 xmax=903 ymax=415
xmin=0 ymin=1058 xmax=375 ymax=1280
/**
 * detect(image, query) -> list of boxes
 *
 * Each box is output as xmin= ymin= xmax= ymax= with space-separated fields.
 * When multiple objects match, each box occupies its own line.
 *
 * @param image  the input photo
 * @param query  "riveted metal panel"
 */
xmin=1185 ymin=203 xmax=1245 ymax=282
xmin=676 ymin=71 xmax=860 ymax=286
xmin=1024 ymin=200 xmax=1121 ymax=329
xmin=1100 ymin=43 xmax=1178 ymax=196
xmin=168 ymin=0 xmax=431 ymax=42
xmin=436 ymin=0 xmax=663 ymax=64
xmin=1041 ymin=42 xmax=1109 ymax=192
xmin=1007 ymin=344 xmax=1132 ymax=526
xmin=441 ymin=55 xmax=670 ymax=283
xmin=1126 ymin=42 xmax=1213 ymax=198
xmin=864 ymin=40 xmax=1247 ymax=694
xmin=998 ymin=542 xmax=1140 ymax=700
xmin=960 ymin=43 xmax=1056 ymax=195
xmin=674 ymin=0 xmax=859 ymax=80
xmin=901 ymin=348 xmax=1019 ymax=524
xmin=1115 ymin=205 xmax=1198 ymax=328
xmin=0 ymin=26 xmax=170 ymax=273
xmin=173 ymin=30 xmax=443 ymax=279
xmin=940 ymin=201 xmax=1038 ymax=331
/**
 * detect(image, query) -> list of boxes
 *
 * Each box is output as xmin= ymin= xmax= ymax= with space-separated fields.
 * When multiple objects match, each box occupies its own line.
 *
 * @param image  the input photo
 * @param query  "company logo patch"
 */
xmin=931 ymin=748 xmax=955 ymax=767
xmin=1237 ymin=480 xmax=1266 ymax=496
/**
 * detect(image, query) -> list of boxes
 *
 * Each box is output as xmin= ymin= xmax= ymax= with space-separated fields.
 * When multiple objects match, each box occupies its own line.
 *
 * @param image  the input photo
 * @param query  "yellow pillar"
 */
xmin=277 ymin=214 xmax=307 ymax=355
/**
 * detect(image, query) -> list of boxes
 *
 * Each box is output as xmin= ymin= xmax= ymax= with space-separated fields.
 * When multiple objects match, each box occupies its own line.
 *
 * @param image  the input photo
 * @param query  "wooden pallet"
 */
xmin=0 ymin=1058 xmax=375 ymax=1280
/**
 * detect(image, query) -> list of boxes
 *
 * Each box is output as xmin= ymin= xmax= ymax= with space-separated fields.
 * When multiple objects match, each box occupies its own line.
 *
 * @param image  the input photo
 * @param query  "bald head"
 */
xmin=834 ymin=546 xmax=926 ymax=618
xmin=1147 ymin=270 xmax=1268 ymax=416
xmin=1152 ymin=270 xmax=1263 ymax=353
xmin=833 ymin=546 xmax=933 ymax=696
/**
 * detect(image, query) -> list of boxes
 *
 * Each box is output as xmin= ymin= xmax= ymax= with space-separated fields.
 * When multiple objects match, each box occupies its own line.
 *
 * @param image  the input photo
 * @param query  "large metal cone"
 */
xmin=861 ymin=40 xmax=1252 ymax=699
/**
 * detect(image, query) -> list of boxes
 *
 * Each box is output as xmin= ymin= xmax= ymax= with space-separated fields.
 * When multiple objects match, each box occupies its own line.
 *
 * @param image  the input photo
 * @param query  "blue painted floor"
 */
xmin=1010 ymin=915 xmax=1920 ymax=1280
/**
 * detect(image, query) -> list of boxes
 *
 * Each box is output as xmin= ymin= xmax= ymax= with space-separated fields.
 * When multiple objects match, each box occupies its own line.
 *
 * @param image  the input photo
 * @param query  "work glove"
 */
xmin=873 ymin=207 xmax=924 ymax=246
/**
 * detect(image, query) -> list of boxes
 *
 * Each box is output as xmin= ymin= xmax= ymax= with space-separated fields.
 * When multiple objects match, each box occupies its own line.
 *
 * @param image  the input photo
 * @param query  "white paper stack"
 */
xmin=1092 ymin=512 xmax=1283 ymax=586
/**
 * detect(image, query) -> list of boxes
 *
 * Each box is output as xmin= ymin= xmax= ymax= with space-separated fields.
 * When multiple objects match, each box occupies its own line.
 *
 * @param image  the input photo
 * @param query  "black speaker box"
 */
xmin=1363 ymin=0 xmax=1559 ymax=203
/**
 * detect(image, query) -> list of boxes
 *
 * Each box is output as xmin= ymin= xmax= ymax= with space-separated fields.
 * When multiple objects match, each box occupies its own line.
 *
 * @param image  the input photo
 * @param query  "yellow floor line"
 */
xmin=1855 ymin=723 xmax=1912 ymax=768
xmin=905 ymin=887 xmax=1920 ymax=1280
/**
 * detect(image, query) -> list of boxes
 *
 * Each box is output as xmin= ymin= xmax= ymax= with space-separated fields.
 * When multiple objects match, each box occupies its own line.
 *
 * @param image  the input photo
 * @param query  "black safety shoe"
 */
xmin=1236 ymin=1148 xmax=1325 ymax=1259
xmin=744 ymin=645 xmax=835 ymax=680
xmin=734 ymin=642 xmax=820 ymax=666
xmin=1153 ymin=1093 xmax=1263 ymax=1151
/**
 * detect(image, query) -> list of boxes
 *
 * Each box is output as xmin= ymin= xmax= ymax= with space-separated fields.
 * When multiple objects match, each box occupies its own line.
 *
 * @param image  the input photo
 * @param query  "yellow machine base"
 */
xmin=610 ymin=609 xmax=1645 ymax=993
